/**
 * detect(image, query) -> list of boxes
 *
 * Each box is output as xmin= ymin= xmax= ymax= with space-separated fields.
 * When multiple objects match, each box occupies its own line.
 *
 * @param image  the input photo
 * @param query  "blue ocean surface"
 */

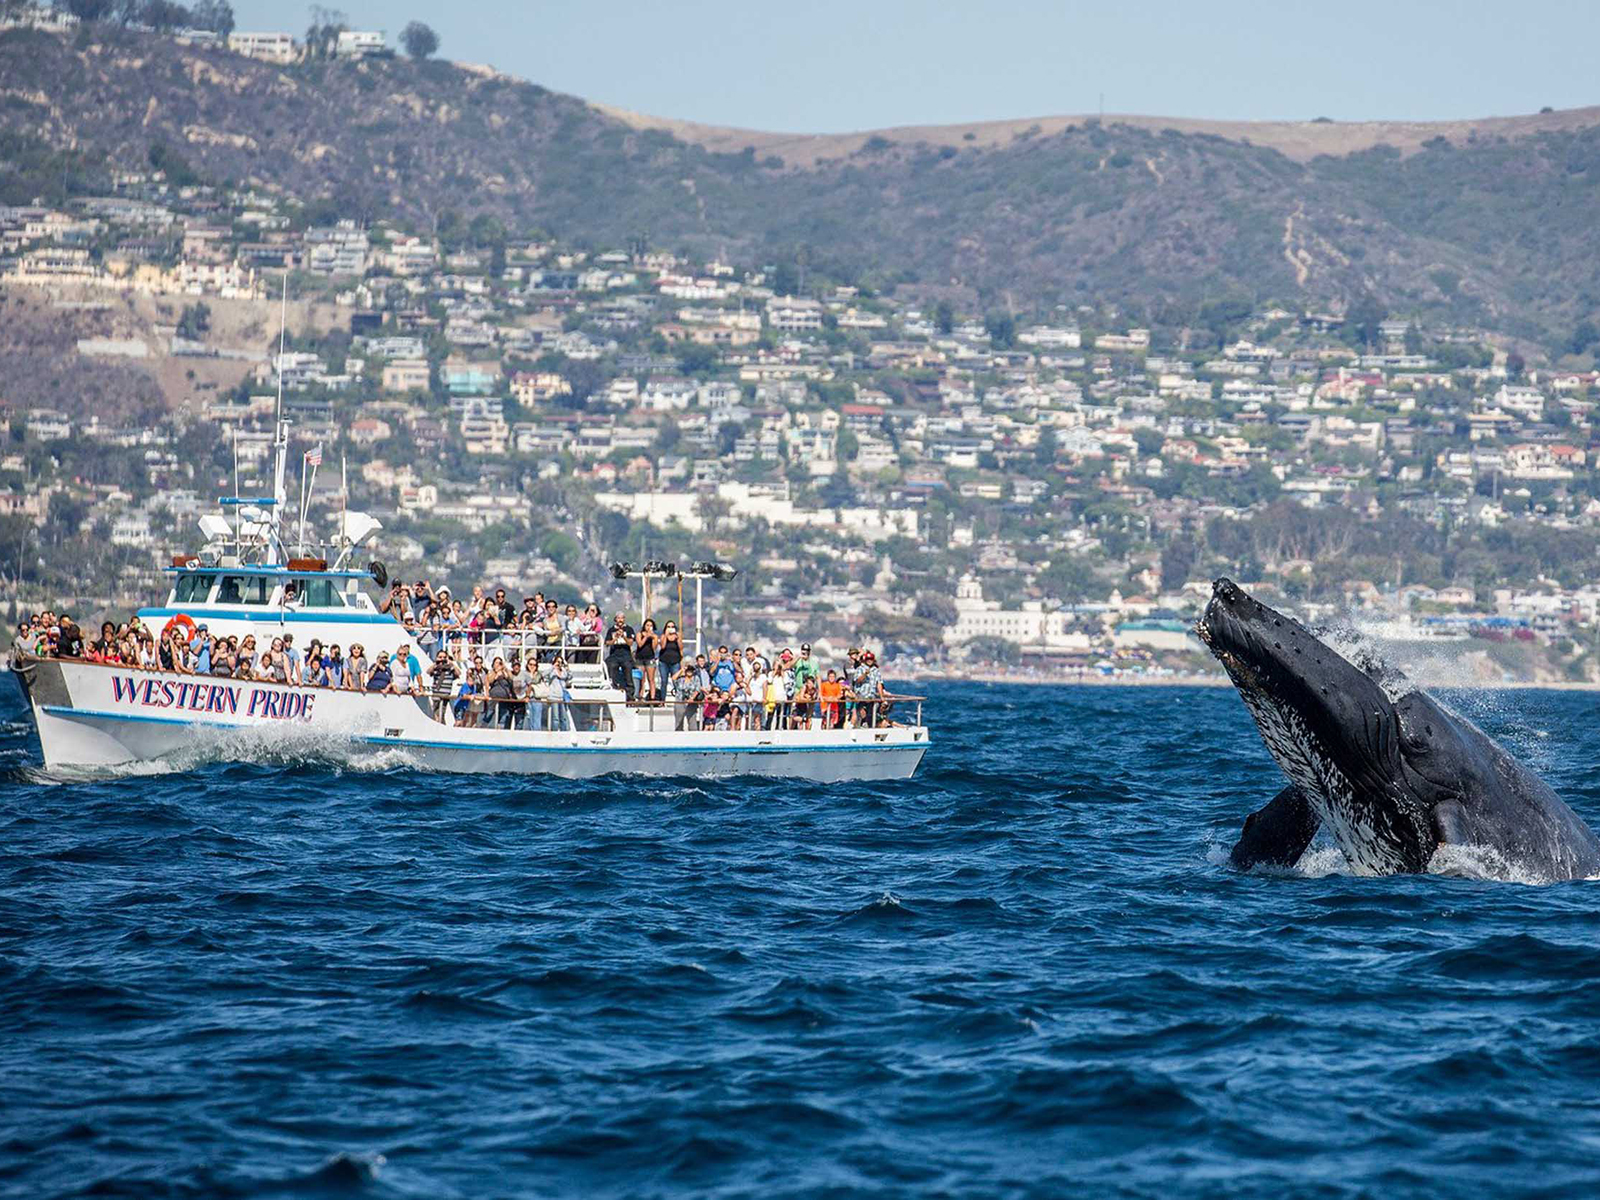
xmin=4 ymin=680 xmax=1600 ymax=1198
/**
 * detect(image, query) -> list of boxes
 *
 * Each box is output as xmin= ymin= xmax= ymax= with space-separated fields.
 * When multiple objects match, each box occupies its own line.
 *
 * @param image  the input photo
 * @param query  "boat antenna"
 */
xmin=298 ymin=442 xmax=320 ymax=556
xmin=270 ymin=271 xmax=289 ymax=563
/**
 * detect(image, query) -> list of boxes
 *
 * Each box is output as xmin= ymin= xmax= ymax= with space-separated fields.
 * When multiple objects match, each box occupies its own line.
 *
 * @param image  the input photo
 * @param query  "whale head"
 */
xmin=1196 ymin=578 xmax=1456 ymax=873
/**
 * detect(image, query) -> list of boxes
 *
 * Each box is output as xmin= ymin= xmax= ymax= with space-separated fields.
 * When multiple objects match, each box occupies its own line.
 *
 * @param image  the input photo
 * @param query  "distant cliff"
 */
xmin=4 ymin=24 xmax=1600 ymax=347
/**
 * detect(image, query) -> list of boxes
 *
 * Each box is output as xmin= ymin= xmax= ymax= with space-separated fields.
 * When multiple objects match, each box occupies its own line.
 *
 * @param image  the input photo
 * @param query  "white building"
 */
xmin=227 ymin=31 xmax=297 ymax=63
xmin=766 ymin=297 xmax=825 ymax=332
xmin=304 ymin=221 xmax=369 ymax=277
xmin=1494 ymin=384 xmax=1546 ymax=421
xmin=945 ymin=574 xmax=1093 ymax=652
xmin=1017 ymin=325 xmax=1082 ymax=349
xmin=335 ymin=30 xmax=386 ymax=58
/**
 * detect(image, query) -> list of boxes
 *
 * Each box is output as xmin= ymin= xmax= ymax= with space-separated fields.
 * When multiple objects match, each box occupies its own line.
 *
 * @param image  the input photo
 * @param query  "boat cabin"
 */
xmin=164 ymin=559 xmax=379 ymax=614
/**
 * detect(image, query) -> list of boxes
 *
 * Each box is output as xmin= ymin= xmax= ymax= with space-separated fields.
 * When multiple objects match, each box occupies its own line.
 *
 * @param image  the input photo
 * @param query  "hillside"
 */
xmin=595 ymin=101 xmax=1600 ymax=167
xmin=4 ymin=25 xmax=1600 ymax=346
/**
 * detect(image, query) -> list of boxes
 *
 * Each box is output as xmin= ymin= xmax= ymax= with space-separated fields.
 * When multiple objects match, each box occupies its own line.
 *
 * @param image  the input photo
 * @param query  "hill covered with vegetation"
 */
xmin=3 ymin=24 xmax=1599 ymax=349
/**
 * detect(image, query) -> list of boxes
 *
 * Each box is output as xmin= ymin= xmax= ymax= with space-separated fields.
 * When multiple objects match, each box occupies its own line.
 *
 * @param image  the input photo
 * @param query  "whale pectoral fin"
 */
xmin=1430 ymin=798 xmax=1471 ymax=846
xmin=1230 ymin=785 xmax=1320 ymax=870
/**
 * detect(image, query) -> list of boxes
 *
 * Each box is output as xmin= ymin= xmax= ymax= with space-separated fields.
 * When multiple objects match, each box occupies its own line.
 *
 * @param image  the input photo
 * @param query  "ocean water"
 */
xmin=4 ymin=680 xmax=1600 ymax=1199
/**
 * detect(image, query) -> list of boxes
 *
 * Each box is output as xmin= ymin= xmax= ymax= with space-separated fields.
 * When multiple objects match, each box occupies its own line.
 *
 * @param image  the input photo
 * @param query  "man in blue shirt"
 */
xmin=281 ymin=633 xmax=304 ymax=684
xmin=709 ymin=644 xmax=739 ymax=693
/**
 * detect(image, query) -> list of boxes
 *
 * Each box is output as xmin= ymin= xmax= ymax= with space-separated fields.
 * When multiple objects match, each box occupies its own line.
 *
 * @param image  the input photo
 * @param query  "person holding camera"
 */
xmin=604 ymin=612 xmax=635 ymax=699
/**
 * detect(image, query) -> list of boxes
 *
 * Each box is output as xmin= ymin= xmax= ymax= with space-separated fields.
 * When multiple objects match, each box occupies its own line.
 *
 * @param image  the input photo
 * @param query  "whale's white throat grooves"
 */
xmin=1233 ymin=680 xmax=1407 ymax=876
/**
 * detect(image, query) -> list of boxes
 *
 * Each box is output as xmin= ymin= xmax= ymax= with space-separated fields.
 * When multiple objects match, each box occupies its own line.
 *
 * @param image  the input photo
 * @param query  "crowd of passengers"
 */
xmin=16 ymin=588 xmax=897 ymax=732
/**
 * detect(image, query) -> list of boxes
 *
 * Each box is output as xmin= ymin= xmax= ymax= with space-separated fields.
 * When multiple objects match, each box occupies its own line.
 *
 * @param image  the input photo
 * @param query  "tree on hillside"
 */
xmin=401 ymin=20 xmax=439 ymax=60
xmin=139 ymin=0 xmax=190 ymax=31
xmin=913 ymin=591 xmax=958 ymax=626
xmin=304 ymin=5 xmax=347 ymax=59
xmin=190 ymin=0 xmax=234 ymax=34
xmin=984 ymin=311 xmax=1016 ymax=349
xmin=1034 ymin=425 xmax=1059 ymax=466
xmin=1131 ymin=426 xmax=1164 ymax=457
xmin=58 ymin=0 xmax=115 ymax=20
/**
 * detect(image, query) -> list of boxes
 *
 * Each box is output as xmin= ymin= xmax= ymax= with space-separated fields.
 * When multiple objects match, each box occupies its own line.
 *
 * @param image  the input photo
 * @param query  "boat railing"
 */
xmin=395 ymin=624 xmax=604 ymax=665
xmin=434 ymin=692 xmax=926 ymax=734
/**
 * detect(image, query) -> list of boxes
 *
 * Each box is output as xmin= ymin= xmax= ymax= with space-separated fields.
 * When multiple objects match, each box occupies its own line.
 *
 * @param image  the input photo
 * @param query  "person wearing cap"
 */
xmin=370 ymin=652 xmax=399 ymax=693
xmin=192 ymin=626 xmax=213 ymax=675
xmin=281 ymin=632 xmax=303 ymax=684
xmin=410 ymin=579 xmax=433 ymax=620
xmin=792 ymin=643 xmax=818 ymax=725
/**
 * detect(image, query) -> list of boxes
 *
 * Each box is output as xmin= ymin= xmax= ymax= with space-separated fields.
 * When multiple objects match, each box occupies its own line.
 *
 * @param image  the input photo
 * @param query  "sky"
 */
xmin=231 ymin=0 xmax=1600 ymax=133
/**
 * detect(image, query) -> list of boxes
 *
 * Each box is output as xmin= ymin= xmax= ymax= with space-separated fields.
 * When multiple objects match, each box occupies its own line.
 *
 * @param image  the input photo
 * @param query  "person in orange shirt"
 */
xmin=818 ymin=669 xmax=845 ymax=730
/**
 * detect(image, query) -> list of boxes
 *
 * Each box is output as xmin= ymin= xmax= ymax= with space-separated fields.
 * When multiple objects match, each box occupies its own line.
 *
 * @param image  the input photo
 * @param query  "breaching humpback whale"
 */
xmin=1198 ymin=578 xmax=1600 ymax=880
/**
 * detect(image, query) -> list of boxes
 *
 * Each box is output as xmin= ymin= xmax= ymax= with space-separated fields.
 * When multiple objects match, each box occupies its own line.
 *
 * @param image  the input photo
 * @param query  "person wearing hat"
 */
xmin=192 ymin=625 xmax=213 ymax=675
xmin=792 ymin=643 xmax=819 ymax=725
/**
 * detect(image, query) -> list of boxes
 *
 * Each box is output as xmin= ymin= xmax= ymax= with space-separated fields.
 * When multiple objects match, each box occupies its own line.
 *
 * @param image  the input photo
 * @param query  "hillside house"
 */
xmin=227 ymin=31 xmax=296 ymax=63
xmin=381 ymin=359 xmax=429 ymax=393
xmin=766 ymin=297 xmax=825 ymax=332
xmin=510 ymin=371 xmax=572 ymax=405
xmin=440 ymin=359 xmax=501 ymax=396
xmin=335 ymin=30 xmax=386 ymax=57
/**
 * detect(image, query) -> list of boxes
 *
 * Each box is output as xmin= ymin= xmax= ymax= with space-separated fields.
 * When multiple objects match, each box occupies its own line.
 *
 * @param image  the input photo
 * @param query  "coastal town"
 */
xmin=5 ymin=12 xmax=1600 ymax=683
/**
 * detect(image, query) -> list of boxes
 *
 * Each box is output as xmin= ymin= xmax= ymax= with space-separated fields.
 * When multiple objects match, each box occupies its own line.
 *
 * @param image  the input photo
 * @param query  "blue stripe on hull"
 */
xmin=359 ymin=735 xmax=916 ymax=755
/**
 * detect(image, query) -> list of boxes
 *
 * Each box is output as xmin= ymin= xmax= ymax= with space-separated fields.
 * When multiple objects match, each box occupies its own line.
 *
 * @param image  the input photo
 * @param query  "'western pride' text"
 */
xmin=109 ymin=676 xmax=316 ymax=722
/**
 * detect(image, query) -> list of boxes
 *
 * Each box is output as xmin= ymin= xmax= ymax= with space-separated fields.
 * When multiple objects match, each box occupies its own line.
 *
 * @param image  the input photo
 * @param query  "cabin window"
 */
xmin=172 ymin=574 xmax=212 ymax=604
xmin=298 ymin=577 xmax=342 ymax=607
xmin=216 ymin=574 xmax=270 ymax=605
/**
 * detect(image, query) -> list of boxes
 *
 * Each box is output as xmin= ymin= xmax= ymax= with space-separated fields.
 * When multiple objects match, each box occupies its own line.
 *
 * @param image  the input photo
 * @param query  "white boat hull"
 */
xmin=14 ymin=657 xmax=929 ymax=781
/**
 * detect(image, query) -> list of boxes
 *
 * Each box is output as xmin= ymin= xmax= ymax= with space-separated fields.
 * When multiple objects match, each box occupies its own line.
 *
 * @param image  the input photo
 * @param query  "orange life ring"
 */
xmin=162 ymin=613 xmax=197 ymax=641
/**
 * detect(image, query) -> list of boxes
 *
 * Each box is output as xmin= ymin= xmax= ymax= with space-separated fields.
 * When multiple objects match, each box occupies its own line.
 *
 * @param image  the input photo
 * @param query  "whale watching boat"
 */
xmin=11 ymin=351 xmax=929 ymax=779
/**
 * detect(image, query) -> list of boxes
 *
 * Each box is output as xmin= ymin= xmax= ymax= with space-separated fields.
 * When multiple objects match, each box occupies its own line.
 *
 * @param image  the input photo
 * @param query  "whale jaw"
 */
xmin=1199 ymin=579 xmax=1434 ymax=874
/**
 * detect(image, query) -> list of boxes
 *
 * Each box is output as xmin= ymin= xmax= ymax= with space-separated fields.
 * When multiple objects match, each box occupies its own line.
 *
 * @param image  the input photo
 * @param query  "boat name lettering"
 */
xmin=108 ymin=676 xmax=314 ymax=722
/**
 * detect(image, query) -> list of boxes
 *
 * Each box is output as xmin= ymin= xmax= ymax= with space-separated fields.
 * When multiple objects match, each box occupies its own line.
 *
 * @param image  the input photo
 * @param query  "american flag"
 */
xmin=304 ymin=443 xmax=323 ymax=467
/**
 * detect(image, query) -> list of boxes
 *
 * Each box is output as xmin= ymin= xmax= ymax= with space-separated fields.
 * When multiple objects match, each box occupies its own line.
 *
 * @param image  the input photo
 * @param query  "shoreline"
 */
xmin=904 ymin=672 xmax=1600 ymax=692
